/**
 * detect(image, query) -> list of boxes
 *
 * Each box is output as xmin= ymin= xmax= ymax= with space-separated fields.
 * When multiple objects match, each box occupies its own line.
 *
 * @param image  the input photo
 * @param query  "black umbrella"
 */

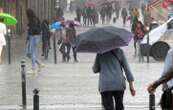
xmin=75 ymin=26 xmax=133 ymax=53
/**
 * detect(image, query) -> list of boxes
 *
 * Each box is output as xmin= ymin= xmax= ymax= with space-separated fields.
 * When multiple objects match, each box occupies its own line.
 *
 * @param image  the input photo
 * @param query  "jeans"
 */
xmin=27 ymin=35 xmax=41 ymax=69
xmin=101 ymin=91 xmax=124 ymax=110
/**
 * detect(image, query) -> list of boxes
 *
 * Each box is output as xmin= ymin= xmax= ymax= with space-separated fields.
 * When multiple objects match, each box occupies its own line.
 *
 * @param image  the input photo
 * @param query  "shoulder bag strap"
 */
xmin=111 ymin=51 xmax=123 ymax=71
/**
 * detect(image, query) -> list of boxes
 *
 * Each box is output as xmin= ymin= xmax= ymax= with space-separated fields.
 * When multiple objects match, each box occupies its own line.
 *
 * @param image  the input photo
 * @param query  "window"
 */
xmin=167 ymin=19 xmax=173 ymax=30
xmin=149 ymin=23 xmax=159 ymax=31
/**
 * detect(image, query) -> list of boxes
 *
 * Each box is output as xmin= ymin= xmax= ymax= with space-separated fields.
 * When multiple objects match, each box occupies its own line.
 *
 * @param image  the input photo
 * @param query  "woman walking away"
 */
xmin=93 ymin=48 xmax=136 ymax=110
xmin=26 ymin=9 xmax=44 ymax=76
xmin=0 ymin=17 xmax=6 ymax=64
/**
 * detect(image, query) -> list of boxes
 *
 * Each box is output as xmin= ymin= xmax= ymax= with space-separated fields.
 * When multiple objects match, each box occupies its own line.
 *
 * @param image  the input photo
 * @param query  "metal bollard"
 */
xmin=33 ymin=89 xmax=39 ymax=110
xmin=149 ymin=94 xmax=155 ymax=110
xmin=53 ymin=33 xmax=57 ymax=64
xmin=21 ymin=60 xmax=27 ymax=110
xmin=147 ymin=31 xmax=150 ymax=63
xmin=7 ymin=29 xmax=11 ymax=64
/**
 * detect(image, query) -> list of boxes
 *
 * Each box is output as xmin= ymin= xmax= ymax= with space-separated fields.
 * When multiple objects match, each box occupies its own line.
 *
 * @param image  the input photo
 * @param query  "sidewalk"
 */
xmin=0 ymin=45 xmax=163 ymax=110
xmin=0 ymin=104 xmax=161 ymax=110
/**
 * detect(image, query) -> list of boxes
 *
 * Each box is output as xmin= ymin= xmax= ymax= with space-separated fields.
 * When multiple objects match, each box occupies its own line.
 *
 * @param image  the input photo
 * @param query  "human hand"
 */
xmin=129 ymin=82 xmax=136 ymax=96
xmin=130 ymin=86 xmax=136 ymax=96
xmin=147 ymin=83 xmax=156 ymax=94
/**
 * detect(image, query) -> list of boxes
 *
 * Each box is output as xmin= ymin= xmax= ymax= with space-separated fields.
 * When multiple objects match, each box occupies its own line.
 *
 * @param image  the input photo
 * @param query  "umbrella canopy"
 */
xmin=75 ymin=26 xmax=133 ymax=53
xmin=50 ymin=21 xmax=61 ymax=30
xmin=99 ymin=0 xmax=115 ymax=6
xmin=65 ymin=20 xmax=81 ymax=27
xmin=85 ymin=0 xmax=96 ymax=8
xmin=0 ymin=13 xmax=17 ymax=26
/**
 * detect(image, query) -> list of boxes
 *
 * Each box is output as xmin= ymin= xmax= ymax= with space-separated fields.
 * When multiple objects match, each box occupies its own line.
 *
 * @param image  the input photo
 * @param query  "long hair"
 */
xmin=42 ymin=19 xmax=49 ymax=25
xmin=26 ymin=9 xmax=36 ymax=23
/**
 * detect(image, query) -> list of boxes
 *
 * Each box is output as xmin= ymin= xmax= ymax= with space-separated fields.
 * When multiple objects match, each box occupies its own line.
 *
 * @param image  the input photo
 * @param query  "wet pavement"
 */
xmin=0 ymin=12 xmax=164 ymax=110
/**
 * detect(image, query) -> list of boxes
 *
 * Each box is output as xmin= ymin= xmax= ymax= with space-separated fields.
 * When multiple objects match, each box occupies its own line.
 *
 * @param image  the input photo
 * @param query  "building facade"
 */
xmin=27 ymin=0 xmax=56 ymax=22
xmin=147 ymin=0 xmax=173 ymax=22
xmin=0 ymin=0 xmax=26 ymax=34
xmin=0 ymin=0 xmax=17 ymax=14
xmin=0 ymin=0 xmax=58 ymax=35
xmin=148 ymin=0 xmax=167 ymax=21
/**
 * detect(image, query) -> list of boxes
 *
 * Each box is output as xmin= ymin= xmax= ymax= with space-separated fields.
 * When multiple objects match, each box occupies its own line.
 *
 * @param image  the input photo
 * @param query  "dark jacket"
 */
xmin=41 ymin=21 xmax=50 ymax=41
xmin=28 ymin=17 xmax=41 ymax=35
xmin=121 ymin=8 xmax=128 ymax=17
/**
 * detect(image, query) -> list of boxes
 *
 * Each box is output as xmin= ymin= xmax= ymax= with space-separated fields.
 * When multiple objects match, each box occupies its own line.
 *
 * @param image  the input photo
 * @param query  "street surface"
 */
xmin=0 ymin=12 xmax=163 ymax=110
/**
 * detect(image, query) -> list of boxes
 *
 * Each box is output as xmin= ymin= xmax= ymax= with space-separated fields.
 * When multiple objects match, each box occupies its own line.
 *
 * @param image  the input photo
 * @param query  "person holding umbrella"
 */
xmin=0 ymin=17 xmax=6 ymax=64
xmin=92 ymin=48 xmax=136 ymax=110
xmin=0 ymin=12 xmax=17 ymax=64
xmin=74 ymin=26 xmax=136 ymax=110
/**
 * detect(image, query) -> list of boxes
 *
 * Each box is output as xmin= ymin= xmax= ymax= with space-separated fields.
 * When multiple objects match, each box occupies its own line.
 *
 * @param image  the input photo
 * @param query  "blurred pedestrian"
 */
xmin=148 ymin=48 xmax=173 ymax=110
xmin=56 ymin=7 xmax=64 ymax=20
xmin=59 ymin=25 xmax=69 ymax=62
xmin=114 ymin=1 xmax=121 ymax=19
xmin=132 ymin=8 xmax=139 ymax=20
xmin=82 ymin=7 xmax=87 ymax=26
xmin=129 ymin=8 xmax=134 ymax=25
xmin=91 ymin=7 xmax=96 ymax=27
xmin=141 ymin=3 xmax=146 ymax=17
xmin=143 ymin=6 xmax=152 ymax=26
xmin=121 ymin=8 xmax=128 ymax=26
xmin=26 ymin=9 xmax=44 ymax=75
xmin=95 ymin=10 xmax=99 ymax=24
xmin=66 ymin=23 xmax=78 ymax=62
xmin=93 ymin=48 xmax=136 ymax=110
xmin=41 ymin=19 xmax=51 ymax=58
xmin=76 ymin=7 xmax=82 ymax=23
xmin=86 ymin=7 xmax=92 ymax=26
xmin=0 ymin=17 xmax=6 ymax=64
xmin=131 ymin=17 xmax=146 ymax=62
xmin=100 ymin=6 xmax=106 ymax=24
xmin=107 ymin=4 xmax=113 ymax=24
